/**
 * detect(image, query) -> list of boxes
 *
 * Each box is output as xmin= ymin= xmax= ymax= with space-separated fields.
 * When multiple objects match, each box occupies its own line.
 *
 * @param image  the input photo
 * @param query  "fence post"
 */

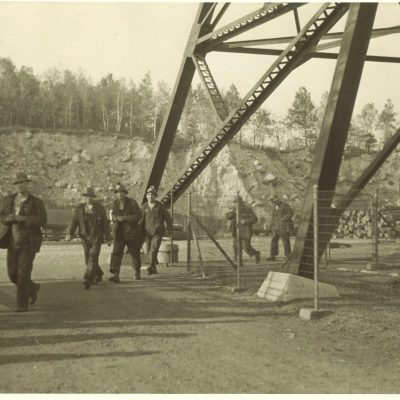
xmin=170 ymin=190 xmax=174 ymax=266
xmin=236 ymin=192 xmax=243 ymax=289
xmin=187 ymin=192 xmax=192 ymax=272
xmin=313 ymin=184 xmax=319 ymax=311
xmin=372 ymin=188 xmax=379 ymax=270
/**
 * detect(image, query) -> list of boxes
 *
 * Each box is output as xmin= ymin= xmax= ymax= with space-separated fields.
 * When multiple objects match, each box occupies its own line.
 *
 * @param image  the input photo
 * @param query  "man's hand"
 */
xmin=113 ymin=216 xmax=123 ymax=222
xmin=65 ymin=234 xmax=72 ymax=241
xmin=4 ymin=215 xmax=15 ymax=223
xmin=240 ymin=219 xmax=247 ymax=225
xmin=14 ymin=215 xmax=28 ymax=223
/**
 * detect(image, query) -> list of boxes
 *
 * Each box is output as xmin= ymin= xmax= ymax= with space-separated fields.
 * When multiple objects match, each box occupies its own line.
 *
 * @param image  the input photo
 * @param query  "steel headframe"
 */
xmin=141 ymin=2 xmax=398 ymax=279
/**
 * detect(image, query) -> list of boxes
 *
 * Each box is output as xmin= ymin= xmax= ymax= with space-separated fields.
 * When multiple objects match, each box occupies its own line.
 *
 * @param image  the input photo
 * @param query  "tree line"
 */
xmin=0 ymin=57 xmax=397 ymax=153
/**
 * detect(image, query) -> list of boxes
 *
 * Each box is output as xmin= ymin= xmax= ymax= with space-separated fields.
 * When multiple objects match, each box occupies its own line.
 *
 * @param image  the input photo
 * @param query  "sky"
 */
xmin=0 ymin=2 xmax=398 ymax=117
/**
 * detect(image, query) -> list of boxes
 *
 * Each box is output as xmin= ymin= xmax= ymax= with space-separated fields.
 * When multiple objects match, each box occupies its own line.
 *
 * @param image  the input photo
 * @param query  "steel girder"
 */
xmin=139 ymin=3 xmax=215 ymax=204
xmin=214 ymin=46 xmax=400 ymax=64
xmin=287 ymin=3 xmax=378 ymax=278
xmin=159 ymin=3 xmax=349 ymax=207
xmin=140 ymin=2 xmax=306 ymax=203
xmin=313 ymin=127 xmax=400 ymax=254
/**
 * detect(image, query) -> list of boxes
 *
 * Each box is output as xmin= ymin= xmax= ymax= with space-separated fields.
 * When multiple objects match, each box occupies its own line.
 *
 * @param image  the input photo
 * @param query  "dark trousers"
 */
xmin=81 ymin=239 xmax=103 ymax=283
xmin=143 ymin=233 xmax=163 ymax=269
xmin=7 ymin=245 xmax=36 ymax=308
xmin=233 ymin=237 xmax=257 ymax=259
xmin=270 ymin=230 xmax=291 ymax=257
xmin=110 ymin=235 xmax=141 ymax=275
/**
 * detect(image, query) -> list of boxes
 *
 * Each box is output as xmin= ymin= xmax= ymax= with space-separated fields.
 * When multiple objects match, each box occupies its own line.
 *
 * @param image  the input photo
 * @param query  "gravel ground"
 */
xmin=1 ymin=241 xmax=400 ymax=393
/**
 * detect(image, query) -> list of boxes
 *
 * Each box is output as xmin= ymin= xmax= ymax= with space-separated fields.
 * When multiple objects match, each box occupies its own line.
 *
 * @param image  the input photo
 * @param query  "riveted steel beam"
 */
xmin=214 ymin=25 xmax=399 ymax=48
xmin=139 ymin=3 xmax=215 ymax=204
xmin=318 ymin=127 xmax=400 ymax=247
xmin=287 ymin=3 xmax=378 ymax=279
xmin=214 ymin=46 xmax=400 ymax=64
xmin=160 ymin=3 xmax=350 ymax=207
xmin=197 ymin=3 xmax=304 ymax=51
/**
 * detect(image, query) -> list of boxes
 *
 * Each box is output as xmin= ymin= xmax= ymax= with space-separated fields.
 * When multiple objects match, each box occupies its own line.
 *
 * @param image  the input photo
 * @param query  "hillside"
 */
xmin=1 ymin=130 xmax=399 ymax=221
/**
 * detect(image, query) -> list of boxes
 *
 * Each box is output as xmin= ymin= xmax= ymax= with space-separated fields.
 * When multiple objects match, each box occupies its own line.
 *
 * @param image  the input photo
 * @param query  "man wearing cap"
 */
xmin=141 ymin=186 xmax=172 ymax=275
xmin=0 ymin=172 xmax=47 ymax=312
xmin=267 ymin=194 xmax=294 ymax=261
xmin=66 ymin=187 xmax=111 ymax=290
xmin=109 ymin=183 xmax=142 ymax=282
xmin=226 ymin=195 xmax=261 ymax=264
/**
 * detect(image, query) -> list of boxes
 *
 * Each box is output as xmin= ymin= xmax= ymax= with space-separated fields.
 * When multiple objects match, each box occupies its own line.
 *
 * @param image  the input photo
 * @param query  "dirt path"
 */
xmin=1 ymin=244 xmax=400 ymax=393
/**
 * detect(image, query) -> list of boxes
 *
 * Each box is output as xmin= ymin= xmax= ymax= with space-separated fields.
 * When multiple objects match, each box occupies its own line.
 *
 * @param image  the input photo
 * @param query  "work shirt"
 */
xmin=68 ymin=202 xmax=111 ymax=243
xmin=141 ymin=201 xmax=172 ymax=236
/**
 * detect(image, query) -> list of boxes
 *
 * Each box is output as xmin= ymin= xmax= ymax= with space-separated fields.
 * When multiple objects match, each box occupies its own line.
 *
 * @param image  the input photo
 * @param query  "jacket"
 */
xmin=226 ymin=202 xmax=258 ymax=240
xmin=141 ymin=201 xmax=172 ymax=236
xmin=111 ymin=197 xmax=142 ymax=239
xmin=0 ymin=193 xmax=47 ymax=252
xmin=270 ymin=201 xmax=294 ymax=233
xmin=68 ymin=202 xmax=111 ymax=243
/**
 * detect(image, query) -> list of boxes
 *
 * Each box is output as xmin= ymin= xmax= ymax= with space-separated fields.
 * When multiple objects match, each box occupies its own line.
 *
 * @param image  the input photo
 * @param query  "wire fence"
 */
xmin=166 ymin=186 xmax=400 ymax=289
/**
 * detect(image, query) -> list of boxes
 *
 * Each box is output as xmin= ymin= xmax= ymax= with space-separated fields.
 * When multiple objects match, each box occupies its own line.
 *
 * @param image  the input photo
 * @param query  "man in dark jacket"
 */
xmin=267 ymin=194 xmax=294 ymax=261
xmin=0 ymin=172 xmax=47 ymax=312
xmin=141 ymin=186 xmax=172 ymax=275
xmin=109 ymin=183 xmax=142 ymax=282
xmin=226 ymin=195 xmax=260 ymax=263
xmin=66 ymin=187 xmax=111 ymax=290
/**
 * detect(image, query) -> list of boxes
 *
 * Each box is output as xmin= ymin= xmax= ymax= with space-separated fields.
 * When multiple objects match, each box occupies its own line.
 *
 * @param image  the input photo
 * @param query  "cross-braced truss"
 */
xmin=141 ymin=2 xmax=400 ymax=277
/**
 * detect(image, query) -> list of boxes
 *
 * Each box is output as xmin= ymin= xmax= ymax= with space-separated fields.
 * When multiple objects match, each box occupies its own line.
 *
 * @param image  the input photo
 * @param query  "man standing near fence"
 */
xmin=0 ymin=172 xmax=47 ymax=312
xmin=267 ymin=194 xmax=294 ymax=261
xmin=66 ymin=187 xmax=111 ymax=290
xmin=141 ymin=186 xmax=172 ymax=275
xmin=226 ymin=196 xmax=261 ymax=264
xmin=109 ymin=183 xmax=142 ymax=282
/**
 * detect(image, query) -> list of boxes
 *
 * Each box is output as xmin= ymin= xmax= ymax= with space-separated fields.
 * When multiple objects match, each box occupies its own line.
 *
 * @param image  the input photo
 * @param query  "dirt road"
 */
xmin=1 ymin=243 xmax=400 ymax=393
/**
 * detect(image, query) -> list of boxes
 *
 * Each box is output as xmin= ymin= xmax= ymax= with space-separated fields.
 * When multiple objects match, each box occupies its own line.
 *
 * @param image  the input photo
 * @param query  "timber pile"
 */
xmin=333 ymin=209 xmax=398 ymax=239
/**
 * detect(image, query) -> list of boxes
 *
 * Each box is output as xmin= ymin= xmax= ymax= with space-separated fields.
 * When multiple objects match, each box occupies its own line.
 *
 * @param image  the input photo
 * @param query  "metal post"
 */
xmin=191 ymin=223 xmax=206 ymax=278
xmin=313 ymin=185 xmax=319 ymax=311
xmin=373 ymin=188 xmax=379 ymax=270
xmin=236 ymin=192 xmax=243 ymax=289
xmin=187 ymin=192 xmax=192 ymax=272
xmin=170 ymin=190 xmax=174 ymax=266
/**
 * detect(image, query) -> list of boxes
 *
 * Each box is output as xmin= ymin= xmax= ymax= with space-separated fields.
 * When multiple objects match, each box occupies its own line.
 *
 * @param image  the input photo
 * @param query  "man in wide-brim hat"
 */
xmin=0 ymin=172 xmax=47 ymax=312
xmin=267 ymin=193 xmax=294 ymax=261
xmin=109 ymin=182 xmax=142 ymax=282
xmin=140 ymin=185 xmax=172 ymax=275
xmin=66 ymin=186 xmax=111 ymax=290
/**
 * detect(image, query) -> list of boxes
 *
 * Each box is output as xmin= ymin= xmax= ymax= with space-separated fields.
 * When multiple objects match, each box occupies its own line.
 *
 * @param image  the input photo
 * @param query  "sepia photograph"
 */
xmin=0 ymin=0 xmax=400 ymax=394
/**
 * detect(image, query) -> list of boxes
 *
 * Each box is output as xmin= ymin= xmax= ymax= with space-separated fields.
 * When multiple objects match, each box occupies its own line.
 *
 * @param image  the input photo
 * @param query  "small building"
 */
xmin=43 ymin=209 xmax=72 ymax=241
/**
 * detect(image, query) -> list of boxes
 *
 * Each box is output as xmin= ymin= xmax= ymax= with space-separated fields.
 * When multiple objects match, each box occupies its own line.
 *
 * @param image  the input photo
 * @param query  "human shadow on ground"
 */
xmin=0 ymin=331 xmax=194 ymax=349
xmin=0 ymin=276 xmax=297 ymax=332
xmin=0 ymin=350 xmax=159 ymax=366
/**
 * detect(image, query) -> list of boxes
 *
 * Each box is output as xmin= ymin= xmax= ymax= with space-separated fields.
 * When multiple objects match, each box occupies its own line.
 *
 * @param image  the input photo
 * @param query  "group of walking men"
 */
xmin=0 ymin=171 xmax=293 ymax=313
xmin=0 ymin=172 xmax=172 ymax=312
xmin=226 ymin=194 xmax=294 ymax=264
xmin=66 ymin=183 xmax=172 ymax=289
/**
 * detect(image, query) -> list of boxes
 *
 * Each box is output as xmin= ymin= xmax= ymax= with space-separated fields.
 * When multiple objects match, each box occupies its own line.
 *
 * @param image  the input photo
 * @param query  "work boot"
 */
xmin=147 ymin=266 xmax=157 ymax=275
xmin=134 ymin=273 xmax=141 ymax=281
xmin=255 ymin=251 xmax=261 ymax=264
xmin=30 ymin=283 xmax=41 ymax=305
xmin=108 ymin=273 xmax=120 ymax=283
xmin=83 ymin=280 xmax=91 ymax=290
xmin=266 ymin=256 xmax=276 ymax=261
xmin=14 ymin=306 xmax=28 ymax=313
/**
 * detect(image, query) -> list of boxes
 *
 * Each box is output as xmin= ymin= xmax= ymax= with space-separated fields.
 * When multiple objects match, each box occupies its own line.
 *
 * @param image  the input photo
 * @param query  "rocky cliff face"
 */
xmin=1 ymin=130 xmax=399 ymax=222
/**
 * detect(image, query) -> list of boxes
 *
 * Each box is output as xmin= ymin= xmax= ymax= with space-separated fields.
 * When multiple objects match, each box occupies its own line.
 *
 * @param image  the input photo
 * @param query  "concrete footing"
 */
xmin=299 ymin=308 xmax=332 ymax=320
xmin=257 ymin=271 xmax=339 ymax=302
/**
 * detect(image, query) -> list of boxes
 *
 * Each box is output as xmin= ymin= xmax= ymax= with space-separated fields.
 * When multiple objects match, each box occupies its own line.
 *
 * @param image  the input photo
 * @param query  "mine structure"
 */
xmin=140 ymin=2 xmax=400 ymax=278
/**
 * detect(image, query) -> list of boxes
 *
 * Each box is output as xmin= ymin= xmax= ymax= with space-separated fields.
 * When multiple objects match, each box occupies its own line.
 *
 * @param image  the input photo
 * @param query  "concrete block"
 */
xmin=299 ymin=308 xmax=332 ymax=320
xmin=257 ymin=272 xmax=339 ymax=302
